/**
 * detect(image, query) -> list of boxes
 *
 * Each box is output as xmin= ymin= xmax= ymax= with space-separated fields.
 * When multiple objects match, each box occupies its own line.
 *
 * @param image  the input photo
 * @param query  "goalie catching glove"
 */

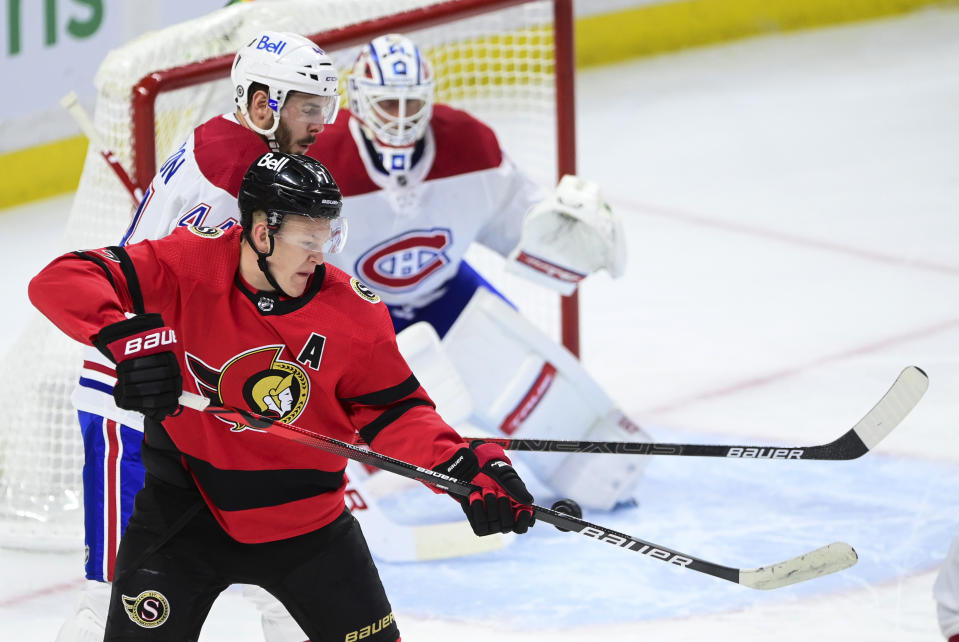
xmin=434 ymin=440 xmax=534 ymax=536
xmin=94 ymin=313 xmax=182 ymax=421
xmin=507 ymin=174 xmax=626 ymax=295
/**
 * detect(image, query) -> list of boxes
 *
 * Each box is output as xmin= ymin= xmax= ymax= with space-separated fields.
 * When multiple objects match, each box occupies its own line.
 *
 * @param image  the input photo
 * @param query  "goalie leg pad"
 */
xmin=344 ymin=460 xmax=511 ymax=562
xmin=443 ymin=288 xmax=651 ymax=510
xmin=55 ymin=580 xmax=111 ymax=642
xmin=545 ymin=409 xmax=649 ymax=511
xmin=395 ymin=321 xmax=473 ymax=427
xmin=241 ymin=585 xmax=307 ymax=642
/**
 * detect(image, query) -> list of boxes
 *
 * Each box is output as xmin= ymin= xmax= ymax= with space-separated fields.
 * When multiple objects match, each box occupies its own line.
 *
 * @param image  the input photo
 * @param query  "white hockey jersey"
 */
xmin=121 ymin=113 xmax=263 ymax=244
xmin=316 ymin=105 xmax=544 ymax=307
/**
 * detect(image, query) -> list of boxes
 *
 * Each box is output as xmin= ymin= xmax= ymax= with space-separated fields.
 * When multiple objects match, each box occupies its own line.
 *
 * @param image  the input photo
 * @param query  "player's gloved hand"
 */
xmin=94 ymin=313 xmax=182 ymax=421
xmin=507 ymin=174 xmax=626 ymax=295
xmin=434 ymin=440 xmax=534 ymax=536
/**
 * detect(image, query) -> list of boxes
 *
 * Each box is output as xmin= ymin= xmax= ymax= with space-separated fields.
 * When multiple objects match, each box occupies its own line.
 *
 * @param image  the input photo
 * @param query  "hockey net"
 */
xmin=0 ymin=0 xmax=576 ymax=550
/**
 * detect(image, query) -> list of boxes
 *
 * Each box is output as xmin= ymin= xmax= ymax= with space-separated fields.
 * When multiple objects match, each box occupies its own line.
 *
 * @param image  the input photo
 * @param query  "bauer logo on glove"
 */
xmin=433 ymin=440 xmax=535 ymax=537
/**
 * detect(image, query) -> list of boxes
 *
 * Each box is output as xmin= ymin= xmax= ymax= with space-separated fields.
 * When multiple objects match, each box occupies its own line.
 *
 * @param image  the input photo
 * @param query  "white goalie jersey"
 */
xmin=318 ymin=105 xmax=544 ymax=305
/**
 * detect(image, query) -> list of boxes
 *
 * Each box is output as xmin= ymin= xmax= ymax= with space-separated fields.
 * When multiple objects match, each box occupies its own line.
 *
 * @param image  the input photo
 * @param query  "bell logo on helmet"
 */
xmin=256 ymin=35 xmax=287 ymax=55
xmin=257 ymin=153 xmax=290 ymax=173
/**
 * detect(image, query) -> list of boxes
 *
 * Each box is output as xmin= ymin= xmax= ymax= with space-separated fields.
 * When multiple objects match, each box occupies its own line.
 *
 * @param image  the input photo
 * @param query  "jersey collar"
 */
xmin=234 ymin=264 xmax=326 ymax=315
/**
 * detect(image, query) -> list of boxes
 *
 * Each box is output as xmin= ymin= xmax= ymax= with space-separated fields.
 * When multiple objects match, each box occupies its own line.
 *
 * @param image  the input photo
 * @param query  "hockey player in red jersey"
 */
xmin=63 ymin=30 xmax=342 ymax=642
xmin=30 ymin=153 xmax=534 ymax=642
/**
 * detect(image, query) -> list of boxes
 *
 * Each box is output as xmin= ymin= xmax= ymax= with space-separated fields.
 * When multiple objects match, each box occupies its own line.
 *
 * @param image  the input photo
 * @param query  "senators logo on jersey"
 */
xmin=186 ymin=224 xmax=224 ymax=238
xmin=350 ymin=277 xmax=380 ymax=303
xmin=122 ymin=590 xmax=170 ymax=628
xmin=354 ymin=228 xmax=452 ymax=291
xmin=186 ymin=346 xmax=310 ymax=432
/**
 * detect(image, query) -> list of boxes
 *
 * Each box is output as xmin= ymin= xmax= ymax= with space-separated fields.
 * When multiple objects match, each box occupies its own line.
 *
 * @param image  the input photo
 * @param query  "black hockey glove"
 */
xmin=433 ymin=440 xmax=534 ymax=536
xmin=94 ymin=313 xmax=182 ymax=421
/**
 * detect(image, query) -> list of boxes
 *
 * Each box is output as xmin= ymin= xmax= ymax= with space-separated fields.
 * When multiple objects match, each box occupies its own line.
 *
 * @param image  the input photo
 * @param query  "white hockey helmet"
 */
xmin=231 ymin=31 xmax=340 ymax=142
xmin=348 ymin=34 xmax=434 ymax=173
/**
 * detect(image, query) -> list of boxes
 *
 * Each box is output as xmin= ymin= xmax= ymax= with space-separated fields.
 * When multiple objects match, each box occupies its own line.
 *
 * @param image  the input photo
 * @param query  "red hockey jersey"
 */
xmin=29 ymin=226 xmax=466 ymax=543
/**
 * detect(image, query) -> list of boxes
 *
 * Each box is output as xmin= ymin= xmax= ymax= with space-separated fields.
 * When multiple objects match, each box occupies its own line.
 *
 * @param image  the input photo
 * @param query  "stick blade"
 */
xmin=59 ymin=91 xmax=79 ymax=110
xmin=739 ymin=542 xmax=858 ymax=590
xmin=852 ymin=366 xmax=928 ymax=452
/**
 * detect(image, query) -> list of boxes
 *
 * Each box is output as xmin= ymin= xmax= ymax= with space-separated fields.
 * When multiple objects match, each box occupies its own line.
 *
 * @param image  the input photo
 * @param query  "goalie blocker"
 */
xmin=400 ymin=291 xmax=650 ymax=511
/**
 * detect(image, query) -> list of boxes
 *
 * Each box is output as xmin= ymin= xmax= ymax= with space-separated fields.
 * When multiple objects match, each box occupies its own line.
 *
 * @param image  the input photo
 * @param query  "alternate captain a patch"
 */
xmin=187 ymin=225 xmax=224 ymax=238
xmin=350 ymin=277 xmax=381 ymax=303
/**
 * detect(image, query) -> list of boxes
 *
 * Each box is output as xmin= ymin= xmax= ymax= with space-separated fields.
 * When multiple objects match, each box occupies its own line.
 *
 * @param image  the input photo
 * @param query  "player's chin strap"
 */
xmin=243 ymin=230 xmax=292 ymax=298
xmin=238 ymin=105 xmax=282 ymax=152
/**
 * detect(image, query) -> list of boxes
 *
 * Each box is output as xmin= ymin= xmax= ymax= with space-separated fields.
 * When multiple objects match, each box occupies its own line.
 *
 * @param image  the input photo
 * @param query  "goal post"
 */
xmin=0 ymin=0 xmax=579 ymax=550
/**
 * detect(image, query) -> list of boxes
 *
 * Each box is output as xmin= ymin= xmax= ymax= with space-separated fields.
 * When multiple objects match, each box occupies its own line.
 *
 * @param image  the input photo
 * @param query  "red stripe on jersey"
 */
xmin=515 ymin=251 xmax=587 ymax=283
xmin=84 ymin=359 xmax=116 ymax=378
xmin=500 ymin=362 xmax=558 ymax=435
xmin=105 ymin=419 xmax=121 ymax=580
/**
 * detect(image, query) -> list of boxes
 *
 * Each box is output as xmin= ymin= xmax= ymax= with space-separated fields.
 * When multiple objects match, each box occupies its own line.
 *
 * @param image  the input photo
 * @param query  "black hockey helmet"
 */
xmin=238 ymin=152 xmax=342 ymax=231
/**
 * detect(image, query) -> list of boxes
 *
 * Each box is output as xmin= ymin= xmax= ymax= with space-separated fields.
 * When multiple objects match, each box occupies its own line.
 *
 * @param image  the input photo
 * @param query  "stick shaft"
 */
xmin=178 ymin=391 xmax=857 ymax=589
xmin=60 ymin=91 xmax=143 ymax=204
xmin=469 ymin=366 xmax=928 ymax=461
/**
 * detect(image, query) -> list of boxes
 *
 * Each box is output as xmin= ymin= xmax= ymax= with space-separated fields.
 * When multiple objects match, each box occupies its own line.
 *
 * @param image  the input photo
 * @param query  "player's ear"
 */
xmin=251 ymin=219 xmax=272 ymax=253
xmin=249 ymin=89 xmax=274 ymax=127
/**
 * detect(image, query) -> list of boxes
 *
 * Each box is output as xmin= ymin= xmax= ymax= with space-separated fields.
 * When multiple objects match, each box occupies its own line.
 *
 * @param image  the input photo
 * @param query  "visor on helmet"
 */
xmin=281 ymin=93 xmax=340 ymax=126
xmin=273 ymin=216 xmax=348 ymax=255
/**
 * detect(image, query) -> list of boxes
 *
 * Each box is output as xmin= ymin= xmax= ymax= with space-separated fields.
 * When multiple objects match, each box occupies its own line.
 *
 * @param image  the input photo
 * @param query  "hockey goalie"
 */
xmin=322 ymin=33 xmax=650 ymax=511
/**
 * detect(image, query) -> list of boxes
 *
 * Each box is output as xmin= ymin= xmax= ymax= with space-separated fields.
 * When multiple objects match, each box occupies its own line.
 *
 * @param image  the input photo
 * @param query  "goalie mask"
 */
xmin=232 ymin=31 xmax=340 ymax=149
xmin=348 ymin=34 xmax=434 ymax=174
xmin=239 ymin=152 xmax=347 ymax=295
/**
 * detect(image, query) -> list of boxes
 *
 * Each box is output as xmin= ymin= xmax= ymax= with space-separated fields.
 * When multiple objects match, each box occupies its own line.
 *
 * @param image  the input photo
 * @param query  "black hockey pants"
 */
xmin=103 ymin=474 xmax=400 ymax=642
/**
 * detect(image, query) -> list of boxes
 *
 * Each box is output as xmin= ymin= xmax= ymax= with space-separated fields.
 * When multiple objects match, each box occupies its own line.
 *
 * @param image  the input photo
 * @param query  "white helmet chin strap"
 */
xmin=238 ymin=94 xmax=282 ymax=151
xmin=247 ymin=115 xmax=281 ymax=151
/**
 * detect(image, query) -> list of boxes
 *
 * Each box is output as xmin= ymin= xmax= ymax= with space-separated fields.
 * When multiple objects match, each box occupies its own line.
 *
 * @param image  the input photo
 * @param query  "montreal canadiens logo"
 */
xmin=122 ymin=590 xmax=170 ymax=628
xmin=355 ymin=229 xmax=452 ymax=291
xmin=185 ymin=346 xmax=310 ymax=432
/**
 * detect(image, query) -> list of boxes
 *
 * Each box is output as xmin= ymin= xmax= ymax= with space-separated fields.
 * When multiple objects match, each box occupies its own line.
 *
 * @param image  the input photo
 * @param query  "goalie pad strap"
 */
xmin=513 ymin=251 xmax=587 ymax=284
xmin=500 ymin=362 xmax=557 ymax=435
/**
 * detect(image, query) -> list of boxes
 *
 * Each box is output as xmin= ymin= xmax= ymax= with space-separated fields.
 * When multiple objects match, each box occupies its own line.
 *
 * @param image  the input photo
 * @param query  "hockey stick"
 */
xmin=466 ymin=366 xmax=928 ymax=460
xmin=343 ymin=460 xmax=512 ymax=562
xmin=60 ymin=91 xmax=143 ymax=205
xmin=178 ymin=391 xmax=858 ymax=589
